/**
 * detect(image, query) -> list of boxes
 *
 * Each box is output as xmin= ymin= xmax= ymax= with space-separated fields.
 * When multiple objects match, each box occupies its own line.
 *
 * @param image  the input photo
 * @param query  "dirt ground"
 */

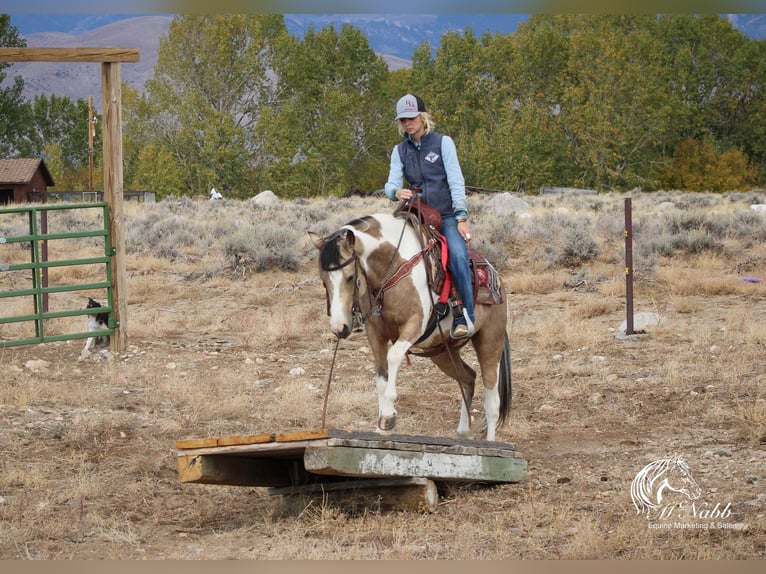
xmin=1 ymin=232 xmax=766 ymax=559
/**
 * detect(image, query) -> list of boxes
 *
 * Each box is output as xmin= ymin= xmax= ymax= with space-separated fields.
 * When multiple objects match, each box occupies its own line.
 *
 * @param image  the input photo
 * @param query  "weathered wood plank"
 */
xmin=270 ymin=477 xmax=440 ymax=513
xmin=0 ymin=47 xmax=140 ymax=63
xmin=303 ymin=445 xmax=527 ymax=483
xmin=175 ymin=439 xmax=321 ymax=458
xmin=177 ymin=454 xmax=298 ymax=487
xmin=327 ymin=429 xmax=520 ymax=451
xmin=175 ymin=438 xmax=219 ymax=449
xmin=275 ymin=429 xmax=330 ymax=442
xmin=325 ymin=437 xmax=520 ymax=458
xmin=176 ymin=433 xmax=275 ymax=449
xmin=175 ymin=430 xmax=519 ymax=458
xmin=214 ymin=433 xmax=275 ymax=447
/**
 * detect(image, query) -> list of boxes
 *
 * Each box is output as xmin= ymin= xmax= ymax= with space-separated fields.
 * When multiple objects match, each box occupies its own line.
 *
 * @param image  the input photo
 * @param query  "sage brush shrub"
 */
xmin=127 ymin=212 xmax=208 ymax=260
xmin=558 ymin=226 xmax=600 ymax=267
xmin=223 ymin=223 xmax=301 ymax=273
xmin=671 ymin=229 xmax=723 ymax=255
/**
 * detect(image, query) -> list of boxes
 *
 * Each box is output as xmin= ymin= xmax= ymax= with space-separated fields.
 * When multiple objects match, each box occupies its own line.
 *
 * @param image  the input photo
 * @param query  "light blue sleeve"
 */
xmin=384 ymin=145 xmax=404 ymax=201
xmin=441 ymin=135 xmax=467 ymax=218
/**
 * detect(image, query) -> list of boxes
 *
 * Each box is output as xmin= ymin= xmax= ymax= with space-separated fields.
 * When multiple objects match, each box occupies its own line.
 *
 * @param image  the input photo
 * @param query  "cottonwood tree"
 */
xmin=19 ymin=94 xmax=99 ymax=169
xmin=138 ymin=14 xmax=287 ymax=197
xmin=261 ymin=23 xmax=390 ymax=197
xmin=554 ymin=15 xmax=673 ymax=190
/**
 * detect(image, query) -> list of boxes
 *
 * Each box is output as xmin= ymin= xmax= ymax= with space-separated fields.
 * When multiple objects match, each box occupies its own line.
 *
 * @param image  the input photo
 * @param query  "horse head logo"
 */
xmin=631 ymin=454 xmax=702 ymax=518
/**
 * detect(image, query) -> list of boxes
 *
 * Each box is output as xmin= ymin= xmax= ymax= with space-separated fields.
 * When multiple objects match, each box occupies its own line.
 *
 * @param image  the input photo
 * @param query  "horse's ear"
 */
xmin=307 ymin=230 xmax=324 ymax=250
xmin=341 ymin=229 xmax=356 ymax=247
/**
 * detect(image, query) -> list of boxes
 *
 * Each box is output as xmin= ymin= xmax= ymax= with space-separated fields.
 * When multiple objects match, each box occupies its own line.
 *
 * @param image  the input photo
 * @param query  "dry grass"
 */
xmin=1 ymin=190 xmax=765 ymax=559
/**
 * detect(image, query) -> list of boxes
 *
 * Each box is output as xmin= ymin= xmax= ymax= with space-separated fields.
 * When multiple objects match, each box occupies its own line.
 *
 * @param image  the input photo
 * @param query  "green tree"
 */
xmin=497 ymin=15 xmax=575 ymax=190
xmin=18 ymin=94 xmax=99 ymax=170
xmin=0 ymin=14 xmax=27 ymax=157
xmin=122 ymin=85 xmax=186 ymax=198
xmin=262 ymin=23 xmax=390 ymax=196
xmin=142 ymin=14 xmax=288 ymax=197
xmin=557 ymin=15 xmax=673 ymax=189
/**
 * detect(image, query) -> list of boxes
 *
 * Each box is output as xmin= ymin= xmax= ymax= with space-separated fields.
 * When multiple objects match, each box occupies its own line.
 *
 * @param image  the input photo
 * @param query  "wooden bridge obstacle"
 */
xmin=176 ymin=429 xmax=527 ymax=512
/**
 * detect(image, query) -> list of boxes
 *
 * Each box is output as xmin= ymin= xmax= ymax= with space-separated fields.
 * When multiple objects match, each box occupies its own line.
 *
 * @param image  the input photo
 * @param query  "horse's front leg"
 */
xmin=377 ymin=339 xmax=411 ymax=432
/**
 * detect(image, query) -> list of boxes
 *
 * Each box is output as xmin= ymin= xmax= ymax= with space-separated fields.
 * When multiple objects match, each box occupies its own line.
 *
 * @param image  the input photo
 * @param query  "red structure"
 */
xmin=0 ymin=157 xmax=55 ymax=204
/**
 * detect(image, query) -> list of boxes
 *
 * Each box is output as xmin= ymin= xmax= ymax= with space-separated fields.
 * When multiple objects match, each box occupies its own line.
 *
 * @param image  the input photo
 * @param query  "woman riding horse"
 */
xmin=384 ymin=94 xmax=475 ymax=340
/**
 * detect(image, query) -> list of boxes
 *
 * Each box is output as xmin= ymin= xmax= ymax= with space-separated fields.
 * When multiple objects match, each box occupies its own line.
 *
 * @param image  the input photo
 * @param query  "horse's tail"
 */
xmin=498 ymin=331 xmax=512 ymax=426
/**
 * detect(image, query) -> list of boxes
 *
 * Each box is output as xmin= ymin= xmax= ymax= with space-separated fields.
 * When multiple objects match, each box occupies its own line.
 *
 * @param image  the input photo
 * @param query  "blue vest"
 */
xmin=397 ymin=132 xmax=453 ymax=218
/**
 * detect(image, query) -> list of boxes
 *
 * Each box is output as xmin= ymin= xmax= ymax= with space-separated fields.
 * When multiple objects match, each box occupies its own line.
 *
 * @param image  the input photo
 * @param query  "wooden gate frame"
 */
xmin=0 ymin=47 xmax=139 ymax=352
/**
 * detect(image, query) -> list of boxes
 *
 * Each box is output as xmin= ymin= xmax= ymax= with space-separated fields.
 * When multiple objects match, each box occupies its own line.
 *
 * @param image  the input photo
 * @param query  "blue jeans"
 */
xmin=440 ymin=217 xmax=475 ymax=324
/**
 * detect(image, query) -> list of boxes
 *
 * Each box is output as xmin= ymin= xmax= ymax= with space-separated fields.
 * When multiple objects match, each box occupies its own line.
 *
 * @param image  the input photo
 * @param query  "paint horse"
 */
xmin=309 ymin=209 xmax=511 ymax=441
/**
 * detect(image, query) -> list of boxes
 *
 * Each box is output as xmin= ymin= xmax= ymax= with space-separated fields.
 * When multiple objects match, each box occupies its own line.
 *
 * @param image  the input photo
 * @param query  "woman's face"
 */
xmin=399 ymin=114 xmax=425 ymax=138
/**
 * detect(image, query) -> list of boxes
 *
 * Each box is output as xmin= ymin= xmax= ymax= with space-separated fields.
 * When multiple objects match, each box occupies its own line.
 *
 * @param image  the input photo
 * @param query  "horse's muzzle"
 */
xmin=333 ymin=324 xmax=352 ymax=339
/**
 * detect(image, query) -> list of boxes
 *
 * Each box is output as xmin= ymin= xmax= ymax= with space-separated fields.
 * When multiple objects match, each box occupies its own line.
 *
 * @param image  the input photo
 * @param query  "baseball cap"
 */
xmin=395 ymin=94 xmax=426 ymax=119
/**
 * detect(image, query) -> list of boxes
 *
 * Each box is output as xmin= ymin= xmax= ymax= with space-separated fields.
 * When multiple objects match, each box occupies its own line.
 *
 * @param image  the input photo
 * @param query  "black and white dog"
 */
xmin=83 ymin=297 xmax=110 ymax=352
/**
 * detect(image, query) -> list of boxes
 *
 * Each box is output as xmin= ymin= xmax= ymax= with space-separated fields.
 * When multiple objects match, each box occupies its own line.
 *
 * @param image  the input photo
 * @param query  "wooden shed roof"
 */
xmin=0 ymin=157 xmax=55 ymax=186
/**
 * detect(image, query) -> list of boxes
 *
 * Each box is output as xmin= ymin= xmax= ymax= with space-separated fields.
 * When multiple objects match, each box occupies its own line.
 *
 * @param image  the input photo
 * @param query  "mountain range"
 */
xmin=3 ymin=13 xmax=766 ymax=108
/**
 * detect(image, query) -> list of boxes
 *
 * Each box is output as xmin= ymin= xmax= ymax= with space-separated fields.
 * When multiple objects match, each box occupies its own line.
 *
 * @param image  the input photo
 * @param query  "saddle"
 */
xmin=393 ymin=197 xmax=504 ymax=308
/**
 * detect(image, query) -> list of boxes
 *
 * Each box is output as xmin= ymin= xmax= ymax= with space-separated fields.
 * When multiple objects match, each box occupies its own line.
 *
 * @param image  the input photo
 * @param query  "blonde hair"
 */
xmin=396 ymin=111 xmax=435 ymax=137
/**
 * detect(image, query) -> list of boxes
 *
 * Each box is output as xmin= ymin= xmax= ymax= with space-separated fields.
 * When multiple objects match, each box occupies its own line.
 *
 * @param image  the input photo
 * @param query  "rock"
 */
xmin=24 ymin=359 xmax=50 ymax=372
xmin=251 ymin=190 xmax=280 ymax=207
xmin=289 ymin=367 xmax=306 ymax=376
xmin=618 ymin=312 xmax=667 ymax=333
xmin=486 ymin=193 xmax=530 ymax=214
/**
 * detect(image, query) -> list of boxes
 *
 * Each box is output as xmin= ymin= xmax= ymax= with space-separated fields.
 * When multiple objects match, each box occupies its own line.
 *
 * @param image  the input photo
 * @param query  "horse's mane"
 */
xmin=318 ymin=230 xmax=346 ymax=271
xmin=318 ymin=215 xmax=378 ymax=272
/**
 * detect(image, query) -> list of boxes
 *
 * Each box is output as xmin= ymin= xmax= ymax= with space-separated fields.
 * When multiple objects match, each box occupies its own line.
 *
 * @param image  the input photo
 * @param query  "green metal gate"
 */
xmin=0 ymin=202 xmax=116 ymax=348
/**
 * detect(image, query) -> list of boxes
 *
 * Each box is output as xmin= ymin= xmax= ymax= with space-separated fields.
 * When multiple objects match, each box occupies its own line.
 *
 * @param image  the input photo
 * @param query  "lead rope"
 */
xmin=321 ymin=337 xmax=341 ymax=428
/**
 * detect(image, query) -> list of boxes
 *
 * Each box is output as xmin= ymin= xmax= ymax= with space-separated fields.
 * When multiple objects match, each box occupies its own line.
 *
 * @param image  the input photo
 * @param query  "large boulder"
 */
xmin=251 ymin=190 xmax=281 ymax=208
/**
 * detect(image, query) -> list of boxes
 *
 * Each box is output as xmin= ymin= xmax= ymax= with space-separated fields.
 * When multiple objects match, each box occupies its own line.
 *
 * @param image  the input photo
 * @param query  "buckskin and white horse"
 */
xmin=309 ymin=207 xmax=511 ymax=441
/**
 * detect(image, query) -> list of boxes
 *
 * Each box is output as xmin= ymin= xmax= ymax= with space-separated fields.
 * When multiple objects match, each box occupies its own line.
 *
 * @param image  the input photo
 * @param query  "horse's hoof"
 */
xmin=377 ymin=415 xmax=397 ymax=432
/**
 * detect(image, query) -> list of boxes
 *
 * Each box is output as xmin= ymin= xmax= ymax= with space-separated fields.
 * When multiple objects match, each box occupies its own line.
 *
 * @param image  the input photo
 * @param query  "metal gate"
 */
xmin=0 ymin=202 xmax=116 ymax=348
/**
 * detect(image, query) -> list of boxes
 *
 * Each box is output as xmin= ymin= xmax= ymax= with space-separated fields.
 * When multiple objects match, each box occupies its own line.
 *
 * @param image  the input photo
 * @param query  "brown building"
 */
xmin=0 ymin=157 xmax=55 ymax=205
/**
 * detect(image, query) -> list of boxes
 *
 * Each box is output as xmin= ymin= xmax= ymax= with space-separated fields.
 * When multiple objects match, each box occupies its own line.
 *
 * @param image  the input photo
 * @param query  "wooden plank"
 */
xmin=216 ymin=433 xmax=275 ymax=447
xmin=177 ymin=454 xmax=299 ymax=487
xmin=175 ymin=438 xmax=219 ymax=449
xmin=176 ymin=433 xmax=276 ymax=449
xmin=275 ymin=429 xmax=329 ymax=442
xmin=303 ymin=445 xmax=527 ymax=483
xmin=270 ymin=477 xmax=440 ymax=513
xmin=175 ymin=439 xmax=323 ymax=458
xmin=0 ymin=47 xmax=140 ymax=62
xmin=326 ymin=437 xmax=520 ymax=458
xmin=327 ymin=429 xmax=520 ymax=451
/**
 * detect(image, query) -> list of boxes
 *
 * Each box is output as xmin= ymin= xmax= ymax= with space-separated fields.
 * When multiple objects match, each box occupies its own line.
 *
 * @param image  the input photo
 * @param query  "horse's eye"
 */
xmin=346 ymin=275 xmax=355 ymax=284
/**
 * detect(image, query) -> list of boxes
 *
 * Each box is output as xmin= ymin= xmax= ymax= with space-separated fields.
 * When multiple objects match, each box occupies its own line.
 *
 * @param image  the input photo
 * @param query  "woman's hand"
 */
xmin=395 ymin=188 xmax=415 ymax=201
xmin=458 ymin=220 xmax=472 ymax=243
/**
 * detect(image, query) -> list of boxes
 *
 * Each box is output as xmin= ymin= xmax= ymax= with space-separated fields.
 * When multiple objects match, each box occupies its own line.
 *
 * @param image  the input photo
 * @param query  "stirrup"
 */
xmin=450 ymin=311 xmax=475 ymax=339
